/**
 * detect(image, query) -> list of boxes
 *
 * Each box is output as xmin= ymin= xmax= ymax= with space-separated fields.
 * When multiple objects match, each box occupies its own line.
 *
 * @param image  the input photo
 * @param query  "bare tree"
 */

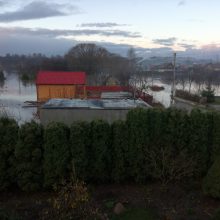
xmin=65 ymin=43 xmax=134 ymax=86
xmin=65 ymin=43 xmax=112 ymax=84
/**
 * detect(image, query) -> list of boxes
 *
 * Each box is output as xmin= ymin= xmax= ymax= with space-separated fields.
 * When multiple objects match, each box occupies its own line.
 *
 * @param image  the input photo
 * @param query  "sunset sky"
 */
xmin=0 ymin=0 xmax=219 ymax=57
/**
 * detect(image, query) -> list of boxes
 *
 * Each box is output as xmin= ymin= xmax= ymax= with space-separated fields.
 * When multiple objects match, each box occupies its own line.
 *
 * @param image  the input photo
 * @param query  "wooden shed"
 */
xmin=36 ymin=71 xmax=86 ymax=102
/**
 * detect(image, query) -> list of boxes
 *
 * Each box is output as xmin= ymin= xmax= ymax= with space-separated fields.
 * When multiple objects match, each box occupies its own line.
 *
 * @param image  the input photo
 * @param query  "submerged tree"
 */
xmin=0 ymin=70 xmax=5 ymax=81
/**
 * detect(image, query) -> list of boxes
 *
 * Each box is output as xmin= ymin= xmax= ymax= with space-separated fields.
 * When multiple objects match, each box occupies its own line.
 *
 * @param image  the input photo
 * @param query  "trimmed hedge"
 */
xmin=43 ymin=122 xmax=70 ymax=188
xmin=203 ymin=156 xmax=220 ymax=198
xmin=111 ymin=120 xmax=129 ymax=182
xmin=69 ymin=121 xmax=91 ymax=181
xmin=0 ymin=117 xmax=18 ymax=190
xmin=15 ymin=121 xmax=43 ymax=191
xmin=1 ymin=108 xmax=220 ymax=192
xmin=89 ymin=120 xmax=111 ymax=182
xmin=127 ymin=108 xmax=151 ymax=182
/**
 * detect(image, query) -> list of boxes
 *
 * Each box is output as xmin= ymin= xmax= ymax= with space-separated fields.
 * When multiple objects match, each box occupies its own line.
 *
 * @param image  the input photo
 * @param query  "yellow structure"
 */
xmin=36 ymin=71 xmax=86 ymax=102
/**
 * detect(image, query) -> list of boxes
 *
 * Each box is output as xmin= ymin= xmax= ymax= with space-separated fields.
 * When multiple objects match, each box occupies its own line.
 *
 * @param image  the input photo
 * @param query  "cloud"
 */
xmin=178 ymin=43 xmax=196 ymax=50
xmin=0 ymin=35 xmax=74 ymax=56
xmin=0 ymin=34 xmax=143 ymax=56
xmin=152 ymin=37 xmax=177 ymax=46
xmin=0 ymin=1 xmax=6 ymax=6
xmin=79 ymin=23 xmax=128 ymax=28
xmin=0 ymin=30 xmax=219 ymax=60
xmin=0 ymin=26 xmax=141 ymax=38
xmin=0 ymin=1 xmax=80 ymax=22
xmin=178 ymin=0 xmax=186 ymax=6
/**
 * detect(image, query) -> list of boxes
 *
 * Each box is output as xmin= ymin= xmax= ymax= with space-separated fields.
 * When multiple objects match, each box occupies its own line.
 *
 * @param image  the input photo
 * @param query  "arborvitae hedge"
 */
xmin=127 ymin=108 xmax=151 ymax=182
xmin=89 ymin=120 xmax=111 ymax=182
xmin=69 ymin=121 xmax=91 ymax=181
xmin=1 ymin=107 xmax=220 ymax=192
xmin=188 ymin=109 xmax=210 ymax=176
xmin=15 ymin=121 xmax=43 ymax=191
xmin=212 ymin=112 xmax=220 ymax=161
xmin=0 ymin=117 xmax=18 ymax=190
xmin=203 ymin=156 xmax=220 ymax=198
xmin=111 ymin=120 xmax=129 ymax=182
xmin=43 ymin=122 xmax=70 ymax=188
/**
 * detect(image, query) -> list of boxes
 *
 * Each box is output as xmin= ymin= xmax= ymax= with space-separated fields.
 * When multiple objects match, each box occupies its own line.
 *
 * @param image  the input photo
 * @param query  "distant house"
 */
xmin=36 ymin=71 xmax=86 ymax=102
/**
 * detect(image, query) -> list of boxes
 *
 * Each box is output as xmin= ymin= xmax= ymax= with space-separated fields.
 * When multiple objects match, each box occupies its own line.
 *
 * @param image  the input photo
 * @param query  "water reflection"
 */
xmin=0 ymin=80 xmax=5 ymax=89
xmin=0 ymin=72 xmax=37 ymax=124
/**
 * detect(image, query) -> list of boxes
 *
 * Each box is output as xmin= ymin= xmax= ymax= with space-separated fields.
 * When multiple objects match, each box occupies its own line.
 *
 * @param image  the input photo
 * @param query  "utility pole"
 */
xmin=171 ymin=52 xmax=177 ymax=104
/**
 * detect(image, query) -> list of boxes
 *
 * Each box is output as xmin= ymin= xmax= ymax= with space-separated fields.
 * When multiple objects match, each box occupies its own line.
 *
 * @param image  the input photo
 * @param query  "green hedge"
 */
xmin=69 ymin=121 xmax=91 ymax=181
xmin=203 ymin=156 xmax=220 ymax=198
xmin=0 ymin=117 xmax=18 ymax=190
xmin=111 ymin=120 xmax=129 ymax=182
xmin=1 ymin=108 xmax=220 ymax=191
xmin=89 ymin=120 xmax=111 ymax=182
xmin=43 ymin=122 xmax=70 ymax=188
xmin=15 ymin=121 xmax=43 ymax=191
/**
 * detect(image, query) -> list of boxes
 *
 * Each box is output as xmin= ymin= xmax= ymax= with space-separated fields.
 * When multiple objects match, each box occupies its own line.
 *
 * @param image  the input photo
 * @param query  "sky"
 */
xmin=0 ymin=0 xmax=220 ymax=58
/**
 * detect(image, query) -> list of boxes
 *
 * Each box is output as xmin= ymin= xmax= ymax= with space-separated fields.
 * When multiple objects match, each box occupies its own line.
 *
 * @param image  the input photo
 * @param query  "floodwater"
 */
xmin=148 ymin=79 xmax=172 ymax=107
xmin=0 ymin=72 xmax=172 ymax=124
xmin=0 ymin=72 xmax=37 ymax=124
xmin=1 ymin=72 xmax=219 ymax=123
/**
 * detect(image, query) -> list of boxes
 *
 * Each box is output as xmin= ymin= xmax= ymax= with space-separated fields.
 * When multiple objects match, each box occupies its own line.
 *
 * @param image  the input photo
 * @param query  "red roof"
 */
xmin=36 ymin=71 xmax=86 ymax=85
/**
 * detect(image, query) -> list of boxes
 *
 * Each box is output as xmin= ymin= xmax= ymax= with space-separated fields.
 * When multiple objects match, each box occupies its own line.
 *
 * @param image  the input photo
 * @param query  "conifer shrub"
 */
xmin=201 ymin=85 xmax=215 ymax=103
xmin=163 ymin=108 xmax=189 ymax=152
xmin=0 ymin=117 xmax=18 ymax=190
xmin=203 ymin=156 xmax=220 ymax=198
xmin=15 ymin=121 xmax=43 ymax=191
xmin=69 ymin=121 xmax=91 ymax=181
xmin=126 ymin=108 xmax=151 ymax=182
xmin=211 ymin=112 xmax=220 ymax=162
xmin=89 ymin=120 xmax=111 ymax=182
xmin=188 ymin=109 xmax=210 ymax=176
xmin=111 ymin=120 xmax=129 ymax=182
xmin=43 ymin=122 xmax=70 ymax=188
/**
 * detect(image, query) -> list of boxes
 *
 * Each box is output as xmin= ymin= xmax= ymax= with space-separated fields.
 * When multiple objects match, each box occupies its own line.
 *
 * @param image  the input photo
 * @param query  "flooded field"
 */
xmin=0 ymin=72 xmax=37 ymax=123
xmin=1 ymin=72 xmax=220 ymax=123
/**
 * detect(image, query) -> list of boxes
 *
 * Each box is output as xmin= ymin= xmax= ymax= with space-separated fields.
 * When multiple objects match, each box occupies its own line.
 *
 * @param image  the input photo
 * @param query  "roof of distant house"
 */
xmin=36 ymin=70 xmax=86 ymax=85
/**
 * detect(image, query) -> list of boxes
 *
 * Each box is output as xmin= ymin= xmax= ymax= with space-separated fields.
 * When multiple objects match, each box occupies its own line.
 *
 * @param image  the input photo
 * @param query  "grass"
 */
xmin=111 ymin=208 xmax=157 ymax=220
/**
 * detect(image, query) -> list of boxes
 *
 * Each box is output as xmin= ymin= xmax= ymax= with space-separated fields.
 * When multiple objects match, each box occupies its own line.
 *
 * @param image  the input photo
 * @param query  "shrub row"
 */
xmin=0 ymin=108 xmax=220 ymax=192
xmin=175 ymin=89 xmax=201 ymax=103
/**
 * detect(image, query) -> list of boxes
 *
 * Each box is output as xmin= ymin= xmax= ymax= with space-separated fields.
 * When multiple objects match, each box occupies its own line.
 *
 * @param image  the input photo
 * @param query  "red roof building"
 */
xmin=36 ymin=71 xmax=86 ymax=85
xmin=36 ymin=71 xmax=86 ymax=102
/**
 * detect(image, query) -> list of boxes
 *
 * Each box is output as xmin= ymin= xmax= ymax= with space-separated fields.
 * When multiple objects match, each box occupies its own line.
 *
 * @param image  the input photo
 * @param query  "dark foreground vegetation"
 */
xmin=1 ymin=108 xmax=220 ymax=219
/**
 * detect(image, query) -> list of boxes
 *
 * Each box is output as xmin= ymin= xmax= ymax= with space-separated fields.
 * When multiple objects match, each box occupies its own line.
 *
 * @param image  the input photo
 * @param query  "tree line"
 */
xmin=155 ymin=64 xmax=220 ymax=93
xmin=1 ymin=108 xmax=220 ymax=199
xmin=0 ymin=44 xmax=139 ymax=86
